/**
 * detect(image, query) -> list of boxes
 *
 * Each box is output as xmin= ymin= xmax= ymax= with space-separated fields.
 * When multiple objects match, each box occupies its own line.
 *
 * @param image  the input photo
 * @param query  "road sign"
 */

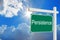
xmin=31 ymin=14 xmax=53 ymax=32
xmin=29 ymin=7 xmax=59 ymax=40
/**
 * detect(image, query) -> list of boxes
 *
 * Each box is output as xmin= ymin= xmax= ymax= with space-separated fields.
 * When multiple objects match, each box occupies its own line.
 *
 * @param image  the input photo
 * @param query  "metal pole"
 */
xmin=53 ymin=7 xmax=57 ymax=40
xmin=28 ymin=8 xmax=59 ymax=13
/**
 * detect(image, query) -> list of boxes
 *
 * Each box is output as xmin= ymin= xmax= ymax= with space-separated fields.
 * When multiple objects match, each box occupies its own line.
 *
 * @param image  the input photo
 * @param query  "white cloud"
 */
xmin=17 ymin=23 xmax=30 ymax=33
xmin=10 ymin=26 xmax=16 ymax=32
xmin=0 ymin=25 xmax=7 ymax=34
xmin=0 ymin=23 xmax=30 ymax=34
xmin=5 ymin=10 xmax=14 ymax=17
xmin=0 ymin=23 xmax=30 ymax=40
xmin=0 ymin=0 xmax=29 ymax=18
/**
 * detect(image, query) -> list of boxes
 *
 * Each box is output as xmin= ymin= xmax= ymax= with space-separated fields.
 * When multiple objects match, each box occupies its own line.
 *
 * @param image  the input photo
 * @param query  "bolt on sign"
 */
xmin=31 ymin=14 xmax=53 ymax=32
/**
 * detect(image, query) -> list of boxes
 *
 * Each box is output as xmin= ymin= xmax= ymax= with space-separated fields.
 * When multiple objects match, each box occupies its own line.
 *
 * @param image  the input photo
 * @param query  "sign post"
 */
xmin=28 ymin=7 xmax=59 ymax=40
xmin=53 ymin=7 xmax=57 ymax=40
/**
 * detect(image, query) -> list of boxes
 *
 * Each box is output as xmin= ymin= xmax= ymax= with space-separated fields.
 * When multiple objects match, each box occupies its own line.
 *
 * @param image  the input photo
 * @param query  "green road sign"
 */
xmin=31 ymin=14 xmax=53 ymax=32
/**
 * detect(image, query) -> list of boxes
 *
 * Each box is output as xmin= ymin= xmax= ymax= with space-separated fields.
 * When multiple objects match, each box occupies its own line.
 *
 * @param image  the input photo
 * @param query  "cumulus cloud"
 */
xmin=0 ymin=0 xmax=30 ymax=18
xmin=17 ymin=23 xmax=30 ymax=30
xmin=0 ymin=25 xmax=7 ymax=34
xmin=0 ymin=23 xmax=30 ymax=40
xmin=10 ymin=26 xmax=16 ymax=32
xmin=0 ymin=23 xmax=30 ymax=34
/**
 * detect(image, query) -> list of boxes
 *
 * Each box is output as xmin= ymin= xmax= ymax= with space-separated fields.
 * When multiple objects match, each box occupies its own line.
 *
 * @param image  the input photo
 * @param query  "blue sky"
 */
xmin=0 ymin=0 xmax=60 ymax=40
xmin=0 ymin=0 xmax=60 ymax=26
xmin=30 ymin=0 xmax=60 ymax=40
xmin=30 ymin=0 xmax=60 ymax=24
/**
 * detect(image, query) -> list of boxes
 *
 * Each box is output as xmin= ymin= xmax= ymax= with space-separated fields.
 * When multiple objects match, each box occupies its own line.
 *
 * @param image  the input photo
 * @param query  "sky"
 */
xmin=30 ymin=0 xmax=60 ymax=24
xmin=0 ymin=0 xmax=60 ymax=40
xmin=0 ymin=0 xmax=60 ymax=26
